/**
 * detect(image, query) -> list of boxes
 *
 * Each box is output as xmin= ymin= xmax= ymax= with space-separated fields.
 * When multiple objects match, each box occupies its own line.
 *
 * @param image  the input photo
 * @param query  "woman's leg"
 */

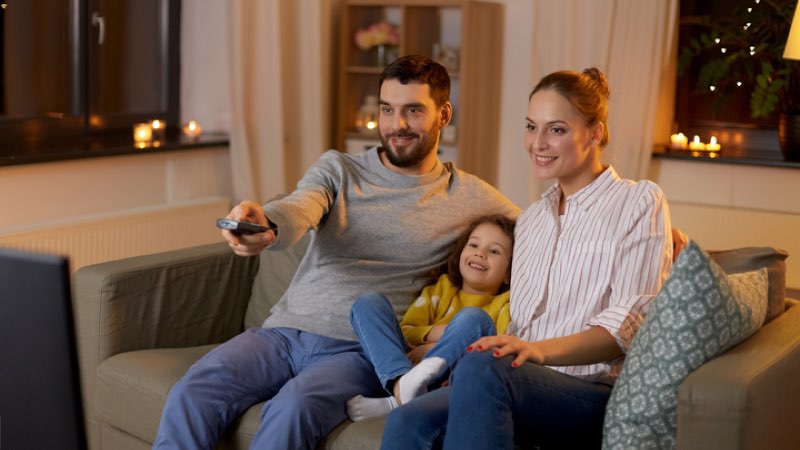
xmin=350 ymin=292 xmax=413 ymax=389
xmin=442 ymin=351 xmax=613 ymax=450
xmin=381 ymin=387 xmax=452 ymax=450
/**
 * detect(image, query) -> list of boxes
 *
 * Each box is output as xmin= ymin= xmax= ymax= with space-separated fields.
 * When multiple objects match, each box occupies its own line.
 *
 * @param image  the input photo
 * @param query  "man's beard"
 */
xmin=379 ymin=123 xmax=440 ymax=168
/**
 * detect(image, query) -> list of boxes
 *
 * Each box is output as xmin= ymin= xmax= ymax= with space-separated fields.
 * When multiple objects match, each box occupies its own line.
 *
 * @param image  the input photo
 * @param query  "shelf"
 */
xmin=336 ymin=0 xmax=503 ymax=185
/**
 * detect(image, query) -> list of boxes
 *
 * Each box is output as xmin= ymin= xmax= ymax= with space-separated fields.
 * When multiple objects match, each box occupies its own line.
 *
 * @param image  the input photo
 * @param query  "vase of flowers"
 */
xmin=355 ymin=20 xmax=400 ymax=67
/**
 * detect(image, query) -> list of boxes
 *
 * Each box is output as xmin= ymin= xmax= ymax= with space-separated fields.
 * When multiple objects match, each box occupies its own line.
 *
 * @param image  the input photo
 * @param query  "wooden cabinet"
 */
xmin=336 ymin=0 xmax=504 ymax=185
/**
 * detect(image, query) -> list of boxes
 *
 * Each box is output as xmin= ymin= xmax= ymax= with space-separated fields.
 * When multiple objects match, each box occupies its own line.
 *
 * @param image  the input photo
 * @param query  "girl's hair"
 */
xmin=529 ymin=67 xmax=611 ymax=147
xmin=444 ymin=214 xmax=516 ymax=293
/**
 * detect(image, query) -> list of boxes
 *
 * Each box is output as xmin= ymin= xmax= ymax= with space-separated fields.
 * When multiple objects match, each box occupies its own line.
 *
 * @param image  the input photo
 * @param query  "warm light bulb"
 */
xmin=366 ymin=121 xmax=377 ymax=130
xmin=747 ymin=7 xmax=752 ymax=12
xmin=709 ymin=86 xmax=716 ymax=92
xmin=737 ymin=81 xmax=743 ymax=86
xmin=715 ymin=38 xmax=721 ymax=44
xmin=721 ymin=48 xmax=727 ymax=53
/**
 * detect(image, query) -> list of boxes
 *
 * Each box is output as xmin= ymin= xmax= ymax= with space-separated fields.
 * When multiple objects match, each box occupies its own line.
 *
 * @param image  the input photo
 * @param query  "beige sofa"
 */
xmin=73 ymin=236 xmax=800 ymax=450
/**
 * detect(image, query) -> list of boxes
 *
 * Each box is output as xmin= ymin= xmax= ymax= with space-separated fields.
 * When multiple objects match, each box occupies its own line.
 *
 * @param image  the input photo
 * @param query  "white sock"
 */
xmin=398 ymin=356 xmax=447 ymax=405
xmin=346 ymin=395 xmax=399 ymax=422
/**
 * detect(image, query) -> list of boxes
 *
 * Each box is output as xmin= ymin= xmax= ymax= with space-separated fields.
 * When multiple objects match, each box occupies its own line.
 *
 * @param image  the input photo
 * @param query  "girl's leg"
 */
xmin=395 ymin=307 xmax=497 ymax=403
xmin=380 ymin=387 xmax=451 ymax=450
xmin=350 ymin=292 xmax=413 ymax=389
xmin=441 ymin=351 xmax=613 ymax=450
xmin=424 ymin=306 xmax=496 ymax=383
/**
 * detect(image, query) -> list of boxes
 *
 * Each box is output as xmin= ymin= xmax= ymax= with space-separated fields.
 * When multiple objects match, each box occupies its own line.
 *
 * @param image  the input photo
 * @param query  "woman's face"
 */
xmin=524 ymin=89 xmax=603 ymax=195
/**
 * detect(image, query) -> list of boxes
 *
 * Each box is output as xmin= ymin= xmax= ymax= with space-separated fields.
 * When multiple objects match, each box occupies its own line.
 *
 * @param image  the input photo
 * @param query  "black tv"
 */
xmin=0 ymin=248 xmax=87 ymax=450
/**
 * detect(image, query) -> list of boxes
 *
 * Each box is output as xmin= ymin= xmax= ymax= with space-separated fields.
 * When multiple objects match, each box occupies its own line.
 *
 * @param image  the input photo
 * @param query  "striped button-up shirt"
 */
xmin=508 ymin=166 xmax=673 ymax=379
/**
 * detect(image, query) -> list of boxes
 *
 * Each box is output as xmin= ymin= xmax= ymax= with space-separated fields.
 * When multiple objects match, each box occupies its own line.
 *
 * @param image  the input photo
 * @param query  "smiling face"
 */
xmin=524 ymin=89 xmax=604 ymax=197
xmin=378 ymin=79 xmax=452 ymax=175
xmin=458 ymin=222 xmax=513 ymax=296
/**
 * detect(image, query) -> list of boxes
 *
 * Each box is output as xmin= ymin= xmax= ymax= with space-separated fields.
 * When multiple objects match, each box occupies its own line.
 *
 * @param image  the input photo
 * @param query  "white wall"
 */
xmin=650 ymin=159 xmax=800 ymax=289
xmin=0 ymin=147 xmax=232 ymax=235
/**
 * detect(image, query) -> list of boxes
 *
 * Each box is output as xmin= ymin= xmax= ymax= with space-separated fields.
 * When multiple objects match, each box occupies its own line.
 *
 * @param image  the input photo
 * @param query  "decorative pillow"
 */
xmin=602 ymin=240 xmax=768 ymax=450
xmin=707 ymin=246 xmax=788 ymax=323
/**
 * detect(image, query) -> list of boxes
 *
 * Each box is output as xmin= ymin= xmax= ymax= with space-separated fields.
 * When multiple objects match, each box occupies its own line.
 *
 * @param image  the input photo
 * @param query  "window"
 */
xmin=0 ymin=0 xmax=180 ymax=157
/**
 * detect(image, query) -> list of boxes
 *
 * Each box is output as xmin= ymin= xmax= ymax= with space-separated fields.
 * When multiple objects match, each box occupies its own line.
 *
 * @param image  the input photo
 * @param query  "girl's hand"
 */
xmin=424 ymin=325 xmax=447 ymax=343
xmin=467 ymin=335 xmax=544 ymax=367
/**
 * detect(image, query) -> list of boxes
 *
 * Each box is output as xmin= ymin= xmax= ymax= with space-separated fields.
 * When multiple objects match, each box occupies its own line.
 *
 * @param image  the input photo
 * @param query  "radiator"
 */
xmin=0 ymin=198 xmax=231 ymax=273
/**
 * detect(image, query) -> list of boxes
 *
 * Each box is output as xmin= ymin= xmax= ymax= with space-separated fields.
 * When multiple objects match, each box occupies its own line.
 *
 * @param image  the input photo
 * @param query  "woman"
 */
xmin=380 ymin=68 xmax=674 ymax=449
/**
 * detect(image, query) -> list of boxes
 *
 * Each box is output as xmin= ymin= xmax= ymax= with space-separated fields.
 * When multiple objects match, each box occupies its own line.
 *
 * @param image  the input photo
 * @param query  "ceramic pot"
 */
xmin=778 ymin=113 xmax=800 ymax=161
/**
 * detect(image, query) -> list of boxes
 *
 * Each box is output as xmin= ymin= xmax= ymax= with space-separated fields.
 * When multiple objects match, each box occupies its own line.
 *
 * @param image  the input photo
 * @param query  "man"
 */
xmin=153 ymin=55 xmax=519 ymax=450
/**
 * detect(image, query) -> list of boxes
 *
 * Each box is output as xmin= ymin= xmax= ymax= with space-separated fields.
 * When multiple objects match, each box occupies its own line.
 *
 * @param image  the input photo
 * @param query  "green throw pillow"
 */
xmin=602 ymin=240 xmax=768 ymax=449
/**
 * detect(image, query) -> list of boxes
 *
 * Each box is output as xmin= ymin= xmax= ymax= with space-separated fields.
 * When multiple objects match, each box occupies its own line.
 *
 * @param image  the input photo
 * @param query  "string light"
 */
xmin=721 ymin=47 xmax=727 ymax=53
xmin=1 ymin=3 xmax=6 ymax=9
xmin=737 ymin=81 xmax=743 ymax=86
xmin=715 ymin=38 xmax=721 ymax=44
xmin=747 ymin=7 xmax=753 ymax=13
xmin=710 ymin=86 xmax=717 ymax=92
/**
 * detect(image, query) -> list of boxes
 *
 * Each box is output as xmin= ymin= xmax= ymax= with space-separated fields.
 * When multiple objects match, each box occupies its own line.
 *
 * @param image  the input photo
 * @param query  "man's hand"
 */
xmin=222 ymin=200 xmax=277 ymax=256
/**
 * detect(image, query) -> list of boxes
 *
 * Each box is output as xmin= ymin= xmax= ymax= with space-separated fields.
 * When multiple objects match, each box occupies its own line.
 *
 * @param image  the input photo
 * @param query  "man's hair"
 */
xmin=444 ymin=214 xmax=516 ymax=294
xmin=379 ymin=54 xmax=451 ymax=107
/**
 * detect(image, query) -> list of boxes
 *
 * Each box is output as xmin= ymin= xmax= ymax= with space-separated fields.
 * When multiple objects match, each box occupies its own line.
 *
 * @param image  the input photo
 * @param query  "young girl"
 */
xmin=381 ymin=68 xmax=673 ymax=449
xmin=346 ymin=214 xmax=516 ymax=422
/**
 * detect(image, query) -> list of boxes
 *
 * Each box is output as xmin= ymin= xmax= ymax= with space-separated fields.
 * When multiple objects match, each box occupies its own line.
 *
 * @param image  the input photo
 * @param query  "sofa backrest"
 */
xmin=244 ymin=233 xmax=312 ymax=329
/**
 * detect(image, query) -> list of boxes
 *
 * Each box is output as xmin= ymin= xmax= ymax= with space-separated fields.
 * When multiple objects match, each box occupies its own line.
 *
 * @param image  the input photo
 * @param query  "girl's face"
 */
xmin=524 ymin=89 xmax=604 ymax=197
xmin=458 ymin=223 xmax=512 ymax=296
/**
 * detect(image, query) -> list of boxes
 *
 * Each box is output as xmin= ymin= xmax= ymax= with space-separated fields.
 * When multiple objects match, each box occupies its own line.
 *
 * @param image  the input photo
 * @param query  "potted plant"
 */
xmin=677 ymin=0 xmax=800 ymax=160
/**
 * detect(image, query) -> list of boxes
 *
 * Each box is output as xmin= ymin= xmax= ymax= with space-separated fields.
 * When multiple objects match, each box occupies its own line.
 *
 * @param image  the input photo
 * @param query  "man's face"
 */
xmin=378 ymin=79 xmax=450 ymax=174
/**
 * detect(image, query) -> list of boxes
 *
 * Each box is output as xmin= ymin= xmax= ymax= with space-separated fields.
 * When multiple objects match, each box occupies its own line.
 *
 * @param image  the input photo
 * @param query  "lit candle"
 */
xmin=133 ymin=123 xmax=153 ymax=144
xmin=151 ymin=119 xmax=166 ymax=140
xmin=688 ymin=135 xmax=706 ymax=151
xmin=182 ymin=120 xmax=203 ymax=139
xmin=669 ymin=132 xmax=688 ymax=150
xmin=706 ymin=136 xmax=721 ymax=151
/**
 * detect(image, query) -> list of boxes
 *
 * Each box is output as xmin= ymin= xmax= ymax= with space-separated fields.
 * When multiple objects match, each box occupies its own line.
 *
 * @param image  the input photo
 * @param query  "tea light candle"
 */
xmin=688 ymin=135 xmax=706 ymax=151
xmin=669 ymin=132 xmax=688 ymax=150
xmin=133 ymin=123 xmax=153 ymax=143
xmin=182 ymin=120 xmax=203 ymax=139
xmin=151 ymin=119 xmax=166 ymax=140
xmin=706 ymin=136 xmax=721 ymax=151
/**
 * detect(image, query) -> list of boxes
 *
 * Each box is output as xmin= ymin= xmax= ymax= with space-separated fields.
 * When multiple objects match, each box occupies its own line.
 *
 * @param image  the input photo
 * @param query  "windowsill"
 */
xmin=652 ymin=145 xmax=800 ymax=169
xmin=0 ymin=131 xmax=230 ymax=167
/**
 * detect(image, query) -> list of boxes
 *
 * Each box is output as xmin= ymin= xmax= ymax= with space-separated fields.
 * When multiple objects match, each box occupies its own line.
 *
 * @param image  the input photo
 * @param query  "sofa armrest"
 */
xmin=73 ymin=241 xmax=258 ymax=365
xmin=677 ymin=299 xmax=800 ymax=450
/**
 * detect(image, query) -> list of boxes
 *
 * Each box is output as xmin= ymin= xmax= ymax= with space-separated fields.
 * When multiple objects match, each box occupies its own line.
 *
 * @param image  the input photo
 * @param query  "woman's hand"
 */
xmin=467 ymin=335 xmax=544 ymax=368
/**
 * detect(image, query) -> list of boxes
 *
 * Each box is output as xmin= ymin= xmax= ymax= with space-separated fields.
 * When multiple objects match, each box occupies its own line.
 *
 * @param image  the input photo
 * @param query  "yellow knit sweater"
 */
xmin=400 ymin=274 xmax=510 ymax=345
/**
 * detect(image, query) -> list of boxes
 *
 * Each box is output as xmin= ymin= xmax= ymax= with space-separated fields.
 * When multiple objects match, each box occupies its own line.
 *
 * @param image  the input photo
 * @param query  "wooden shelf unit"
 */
xmin=336 ymin=0 xmax=504 ymax=185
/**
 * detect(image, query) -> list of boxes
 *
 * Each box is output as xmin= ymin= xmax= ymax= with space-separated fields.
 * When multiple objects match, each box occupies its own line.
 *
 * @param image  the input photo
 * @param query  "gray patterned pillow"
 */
xmin=602 ymin=240 xmax=768 ymax=449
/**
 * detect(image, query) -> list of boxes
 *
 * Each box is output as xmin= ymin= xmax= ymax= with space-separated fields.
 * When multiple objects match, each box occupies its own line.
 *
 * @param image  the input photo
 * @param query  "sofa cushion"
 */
xmin=603 ymin=241 xmax=768 ymax=449
xmin=244 ymin=233 xmax=312 ymax=329
xmin=96 ymin=345 xmax=217 ymax=442
xmin=707 ymin=246 xmax=789 ymax=323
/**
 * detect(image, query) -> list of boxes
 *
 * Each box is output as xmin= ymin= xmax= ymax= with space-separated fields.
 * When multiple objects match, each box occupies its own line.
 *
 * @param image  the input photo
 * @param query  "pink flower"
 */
xmin=354 ymin=21 xmax=400 ymax=50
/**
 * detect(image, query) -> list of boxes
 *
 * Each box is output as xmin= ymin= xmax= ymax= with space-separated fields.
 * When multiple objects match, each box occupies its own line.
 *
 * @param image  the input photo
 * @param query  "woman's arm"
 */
xmin=468 ymin=326 xmax=622 ymax=368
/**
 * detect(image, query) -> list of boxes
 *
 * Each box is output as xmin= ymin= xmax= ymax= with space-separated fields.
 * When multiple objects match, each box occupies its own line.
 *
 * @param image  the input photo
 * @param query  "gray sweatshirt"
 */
xmin=262 ymin=148 xmax=520 ymax=341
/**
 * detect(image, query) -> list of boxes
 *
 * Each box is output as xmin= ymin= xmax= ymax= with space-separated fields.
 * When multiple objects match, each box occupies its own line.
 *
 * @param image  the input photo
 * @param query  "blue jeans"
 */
xmin=381 ymin=351 xmax=614 ymax=450
xmin=152 ymin=327 xmax=384 ymax=450
xmin=350 ymin=292 xmax=497 ymax=391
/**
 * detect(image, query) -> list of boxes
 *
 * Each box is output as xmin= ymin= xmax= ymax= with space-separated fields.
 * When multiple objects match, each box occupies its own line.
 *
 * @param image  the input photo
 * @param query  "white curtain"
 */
xmin=182 ymin=0 xmax=336 ymax=204
xmin=526 ymin=0 xmax=678 ymax=198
